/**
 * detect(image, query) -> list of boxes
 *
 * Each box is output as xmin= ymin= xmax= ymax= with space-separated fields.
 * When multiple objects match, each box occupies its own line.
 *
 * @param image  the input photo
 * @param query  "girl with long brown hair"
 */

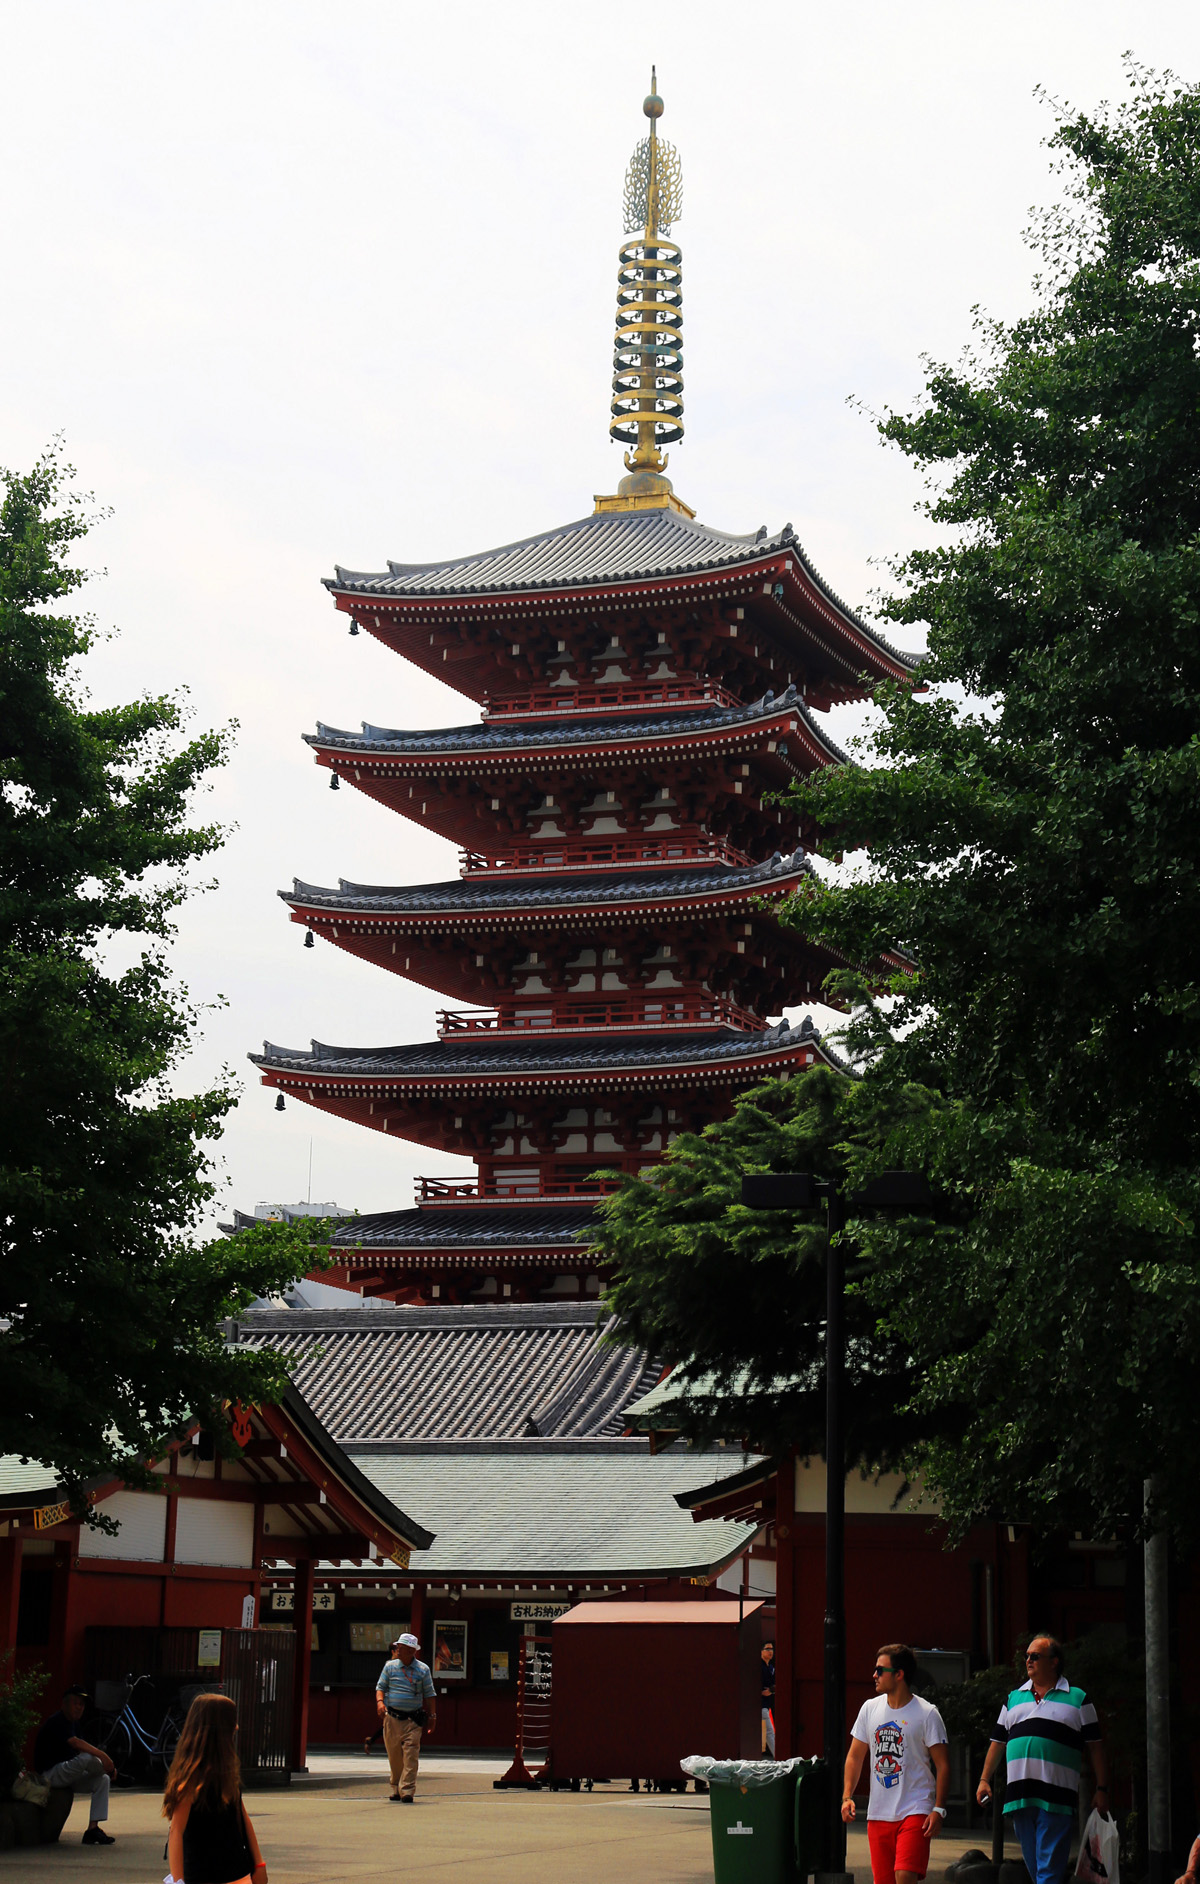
xmin=162 ymin=1694 xmax=267 ymax=1884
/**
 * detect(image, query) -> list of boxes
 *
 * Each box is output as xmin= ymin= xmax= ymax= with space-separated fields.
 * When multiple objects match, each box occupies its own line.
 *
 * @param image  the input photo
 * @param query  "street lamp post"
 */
xmin=741 ymin=1167 xmax=932 ymax=1883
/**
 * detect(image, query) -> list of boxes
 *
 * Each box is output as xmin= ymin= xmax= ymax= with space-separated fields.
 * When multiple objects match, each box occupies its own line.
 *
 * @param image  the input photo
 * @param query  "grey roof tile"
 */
xmin=238 ymin=1303 xmax=658 ymax=1443
xmin=346 ymin=1445 xmax=761 ymax=1578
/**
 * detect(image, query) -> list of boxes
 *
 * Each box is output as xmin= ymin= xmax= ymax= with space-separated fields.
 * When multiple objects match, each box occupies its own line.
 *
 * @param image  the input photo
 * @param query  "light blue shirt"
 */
xmin=376 ymin=1657 xmax=435 ymax=1709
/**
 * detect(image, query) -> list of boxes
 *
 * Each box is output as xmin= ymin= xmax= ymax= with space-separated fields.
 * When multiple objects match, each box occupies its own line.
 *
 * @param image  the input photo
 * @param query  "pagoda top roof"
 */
xmin=306 ymin=683 xmax=847 ymax=765
xmin=286 ymin=848 xmax=811 ymax=917
xmin=327 ymin=510 xmax=914 ymax=672
xmin=251 ymin=1014 xmax=844 ymax=1080
xmin=332 ymin=508 xmax=788 ymax=597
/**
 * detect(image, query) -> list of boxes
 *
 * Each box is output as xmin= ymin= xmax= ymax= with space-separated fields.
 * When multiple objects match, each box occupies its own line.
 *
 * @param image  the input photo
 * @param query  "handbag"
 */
xmin=1076 ymin=1807 xmax=1120 ymax=1884
xmin=12 ymin=1771 xmax=51 ymax=1808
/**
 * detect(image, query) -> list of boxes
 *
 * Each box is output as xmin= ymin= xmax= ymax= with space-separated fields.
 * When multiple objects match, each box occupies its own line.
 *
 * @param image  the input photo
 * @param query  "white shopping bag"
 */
xmin=1076 ymin=1808 xmax=1120 ymax=1884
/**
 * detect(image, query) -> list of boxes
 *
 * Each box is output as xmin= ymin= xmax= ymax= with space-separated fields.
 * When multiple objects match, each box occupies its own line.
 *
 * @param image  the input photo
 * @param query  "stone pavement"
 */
xmin=0 ymin=1754 xmax=1020 ymax=1884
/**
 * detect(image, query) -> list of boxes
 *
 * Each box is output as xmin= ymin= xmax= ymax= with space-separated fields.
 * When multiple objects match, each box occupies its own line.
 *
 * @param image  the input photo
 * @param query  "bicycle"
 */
xmin=87 ymin=1674 xmax=185 ymax=1782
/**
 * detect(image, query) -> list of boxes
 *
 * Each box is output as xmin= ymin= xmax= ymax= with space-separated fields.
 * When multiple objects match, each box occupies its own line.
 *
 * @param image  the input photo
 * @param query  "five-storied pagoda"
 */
xmin=252 ymin=76 xmax=915 ymax=1303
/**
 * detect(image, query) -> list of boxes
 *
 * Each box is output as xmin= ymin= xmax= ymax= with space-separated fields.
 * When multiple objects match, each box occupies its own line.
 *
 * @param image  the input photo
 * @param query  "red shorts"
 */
xmin=868 ymin=1815 xmax=933 ymax=1884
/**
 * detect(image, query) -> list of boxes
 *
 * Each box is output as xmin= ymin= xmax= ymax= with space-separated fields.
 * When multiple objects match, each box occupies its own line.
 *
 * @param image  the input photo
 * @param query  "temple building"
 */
xmin=251 ymin=74 xmax=914 ymax=1304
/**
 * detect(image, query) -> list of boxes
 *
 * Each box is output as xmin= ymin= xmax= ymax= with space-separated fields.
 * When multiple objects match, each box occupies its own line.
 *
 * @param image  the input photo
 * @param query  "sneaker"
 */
xmin=82 ymin=1825 xmax=115 ymax=1845
xmin=401 ymin=1795 xmax=414 ymax=1804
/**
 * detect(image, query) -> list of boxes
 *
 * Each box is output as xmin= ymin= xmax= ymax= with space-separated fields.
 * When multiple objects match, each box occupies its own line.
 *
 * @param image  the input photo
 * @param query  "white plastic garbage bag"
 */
xmin=680 ymin=1754 xmax=813 ymax=1790
xmin=1076 ymin=1809 xmax=1120 ymax=1884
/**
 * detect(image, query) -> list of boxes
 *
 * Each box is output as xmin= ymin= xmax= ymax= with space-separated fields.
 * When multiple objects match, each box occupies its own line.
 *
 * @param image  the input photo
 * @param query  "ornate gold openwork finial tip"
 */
xmin=594 ymin=71 xmax=691 ymax=517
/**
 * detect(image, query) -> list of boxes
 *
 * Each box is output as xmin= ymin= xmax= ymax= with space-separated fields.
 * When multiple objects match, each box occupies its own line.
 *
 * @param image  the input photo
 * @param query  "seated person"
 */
xmin=34 ymin=1686 xmax=116 ymax=1846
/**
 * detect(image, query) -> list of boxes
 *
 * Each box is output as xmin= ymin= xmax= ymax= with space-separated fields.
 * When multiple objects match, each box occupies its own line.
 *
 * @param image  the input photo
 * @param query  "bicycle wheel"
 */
xmin=155 ymin=1717 xmax=180 ymax=1777
xmin=105 ymin=1718 xmax=135 ymax=1777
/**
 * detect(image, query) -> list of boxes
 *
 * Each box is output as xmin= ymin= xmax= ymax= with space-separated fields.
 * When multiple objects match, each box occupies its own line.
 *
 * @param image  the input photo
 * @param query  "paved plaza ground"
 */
xmin=0 ymin=1753 xmax=1021 ymax=1884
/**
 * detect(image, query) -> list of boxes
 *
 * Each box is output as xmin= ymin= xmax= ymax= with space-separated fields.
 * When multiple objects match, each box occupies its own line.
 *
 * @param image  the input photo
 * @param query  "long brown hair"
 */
xmin=162 ymin=1693 xmax=241 ymax=1816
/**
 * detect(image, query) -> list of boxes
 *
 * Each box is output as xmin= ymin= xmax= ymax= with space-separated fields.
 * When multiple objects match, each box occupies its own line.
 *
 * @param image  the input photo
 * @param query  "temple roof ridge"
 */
xmin=284 ymin=847 xmax=812 ymax=912
xmin=251 ymin=1016 xmax=835 ymax=1078
xmin=305 ymin=683 xmax=849 ymax=764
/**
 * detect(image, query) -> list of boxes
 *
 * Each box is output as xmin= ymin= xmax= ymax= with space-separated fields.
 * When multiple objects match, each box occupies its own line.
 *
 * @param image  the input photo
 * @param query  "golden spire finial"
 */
xmin=595 ymin=71 xmax=692 ymax=516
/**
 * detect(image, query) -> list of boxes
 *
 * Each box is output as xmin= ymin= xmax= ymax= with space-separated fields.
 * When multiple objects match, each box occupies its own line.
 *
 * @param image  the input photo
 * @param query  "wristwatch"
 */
xmin=932 ymin=1807 xmax=948 ymax=1819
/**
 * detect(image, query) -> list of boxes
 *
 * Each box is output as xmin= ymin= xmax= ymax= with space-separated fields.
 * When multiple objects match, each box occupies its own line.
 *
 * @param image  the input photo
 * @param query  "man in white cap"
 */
xmin=375 ymin=1633 xmax=437 ymax=1803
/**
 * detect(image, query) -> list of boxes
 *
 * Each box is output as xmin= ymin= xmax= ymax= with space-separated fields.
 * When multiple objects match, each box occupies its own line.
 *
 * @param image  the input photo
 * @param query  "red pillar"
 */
xmin=0 ymin=1535 xmax=23 ymax=1653
xmin=410 ymin=1583 xmax=426 ymax=1651
xmin=775 ymin=1451 xmax=796 ymax=1760
xmin=48 ymin=1537 xmax=85 ymax=1688
xmin=289 ymin=1558 xmax=316 ymax=1774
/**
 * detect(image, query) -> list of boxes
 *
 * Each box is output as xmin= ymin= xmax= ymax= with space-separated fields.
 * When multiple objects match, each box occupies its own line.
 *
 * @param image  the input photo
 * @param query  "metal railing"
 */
xmin=458 ymin=833 xmax=752 ymax=874
xmin=484 ymin=679 xmax=739 ymax=718
xmin=437 ymin=996 xmax=759 ymax=1036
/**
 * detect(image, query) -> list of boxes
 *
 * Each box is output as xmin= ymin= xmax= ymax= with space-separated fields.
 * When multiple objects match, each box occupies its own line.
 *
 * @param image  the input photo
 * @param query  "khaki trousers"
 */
xmin=382 ymin=1713 xmax=423 ymax=1798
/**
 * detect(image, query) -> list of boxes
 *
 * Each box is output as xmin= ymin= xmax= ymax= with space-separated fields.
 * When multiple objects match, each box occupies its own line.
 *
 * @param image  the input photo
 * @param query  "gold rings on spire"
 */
xmin=595 ymin=69 xmax=693 ymax=517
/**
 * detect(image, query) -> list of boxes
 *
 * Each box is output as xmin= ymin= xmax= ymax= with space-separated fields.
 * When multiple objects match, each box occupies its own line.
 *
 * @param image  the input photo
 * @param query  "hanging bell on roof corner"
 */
xmin=772 ymin=580 xmax=784 ymax=601
xmin=330 ymin=772 xmax=340 ymax=790
xmin=274 ymin=1093 xmax=286 ymax=1112
xmin=349 ymin=621 xmax=359 ymax=636
xmin=304 ymin=930 xmax=315 ymax=949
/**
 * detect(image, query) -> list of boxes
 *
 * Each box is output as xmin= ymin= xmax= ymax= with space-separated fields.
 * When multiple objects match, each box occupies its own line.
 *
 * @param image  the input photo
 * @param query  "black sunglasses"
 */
xmin=873 ymin=1665 xmax=895 ymax=1677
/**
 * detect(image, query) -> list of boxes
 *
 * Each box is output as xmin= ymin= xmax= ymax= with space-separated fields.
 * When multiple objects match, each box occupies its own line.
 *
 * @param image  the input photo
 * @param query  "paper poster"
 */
xmin=432 ymin=1619 xmax=468 ymax=1680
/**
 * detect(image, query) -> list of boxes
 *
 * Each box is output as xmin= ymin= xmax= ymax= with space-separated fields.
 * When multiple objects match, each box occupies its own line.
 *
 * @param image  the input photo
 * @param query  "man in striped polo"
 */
xmin=977 ymin=1635 xmax=1110 ymax=1884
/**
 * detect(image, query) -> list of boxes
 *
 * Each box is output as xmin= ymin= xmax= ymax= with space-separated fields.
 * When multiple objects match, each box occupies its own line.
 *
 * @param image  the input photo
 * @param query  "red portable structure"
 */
xmin=550 ymin=1599 xmax=765 ymax=1786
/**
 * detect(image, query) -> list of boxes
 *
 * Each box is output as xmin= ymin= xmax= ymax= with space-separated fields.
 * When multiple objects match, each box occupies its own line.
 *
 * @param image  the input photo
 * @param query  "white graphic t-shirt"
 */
xmin=850 ymin=1693 xmax=948 ymax=1821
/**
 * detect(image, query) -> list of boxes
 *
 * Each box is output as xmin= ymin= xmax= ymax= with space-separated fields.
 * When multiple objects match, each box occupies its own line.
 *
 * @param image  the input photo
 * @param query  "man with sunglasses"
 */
xmin=977 ymin=1635 xmax=1109 ymax=1884
xmin=842 ymin=1645 xmax=950 ymax=1884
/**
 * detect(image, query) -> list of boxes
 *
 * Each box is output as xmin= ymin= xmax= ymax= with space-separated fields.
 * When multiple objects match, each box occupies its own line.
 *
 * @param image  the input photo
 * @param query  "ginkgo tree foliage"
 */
xmin=0 ymin=449 xmax=317 ymax=1503
xmin=598 ymin=66 xmax=1200 ymax=1544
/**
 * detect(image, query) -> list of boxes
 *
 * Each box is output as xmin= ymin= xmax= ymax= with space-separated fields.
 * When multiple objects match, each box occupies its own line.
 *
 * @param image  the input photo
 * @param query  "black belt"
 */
xmin=386 ymin=1706 xmax=423 ymax=1722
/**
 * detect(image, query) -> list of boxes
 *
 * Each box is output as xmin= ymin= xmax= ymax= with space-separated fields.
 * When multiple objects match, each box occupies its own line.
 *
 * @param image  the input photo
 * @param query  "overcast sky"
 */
xmin=3 ymin=1 xmax=1196 ymax=1227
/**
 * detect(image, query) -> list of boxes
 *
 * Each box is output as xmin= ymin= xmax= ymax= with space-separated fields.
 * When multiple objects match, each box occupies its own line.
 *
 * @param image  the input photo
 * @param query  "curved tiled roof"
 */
xmin=237 ymin=1303 xmax=657 ymax=1442
xmin=327 ymin=1207 xmax=598 ymax=1248
xmin=349 ymin=1445 xmax=760 ymax=1579
xmin=305 ymin=684 xmax=847 ymax=764
xmin=324 ymin=507 xmax=916 ymax=673
xmin=285 ymin=849 xmax=812 ymax=916
xmin=251 ymin=1015 xmax=834 ymax=1079
xmin=329 ymin=509 xmax=782 ymax=597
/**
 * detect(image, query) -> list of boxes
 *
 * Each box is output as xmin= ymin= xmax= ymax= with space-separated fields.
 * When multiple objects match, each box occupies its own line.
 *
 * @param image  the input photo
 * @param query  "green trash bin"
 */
xmin=681 ymin=1756 xmax=827 ymax=1884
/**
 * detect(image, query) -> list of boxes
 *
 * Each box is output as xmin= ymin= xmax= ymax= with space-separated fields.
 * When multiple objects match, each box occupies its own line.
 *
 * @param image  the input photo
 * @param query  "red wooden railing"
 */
xmin=484 ymin=680 xmax=739 ymax=719
xmin=494 ymin=1636 xmax=554 ymax=1789
xmin=458 ymin=833 xmax=752 ymax=874
xmin=436 ymin=996 xmax=760 ymax=1035
xmin=416 ymin=1175 xmax=624 ymax=1203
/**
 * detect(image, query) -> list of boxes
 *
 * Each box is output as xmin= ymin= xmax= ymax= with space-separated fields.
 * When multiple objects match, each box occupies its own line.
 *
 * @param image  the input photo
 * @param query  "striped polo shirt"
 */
xmin=993 ymin=1677 xmax=1100 ymax=1816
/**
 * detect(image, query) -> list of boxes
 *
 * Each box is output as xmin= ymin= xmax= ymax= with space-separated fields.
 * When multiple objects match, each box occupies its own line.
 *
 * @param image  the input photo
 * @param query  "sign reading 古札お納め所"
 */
xmin=509 ymin=1601 xmax=571 ymax=1623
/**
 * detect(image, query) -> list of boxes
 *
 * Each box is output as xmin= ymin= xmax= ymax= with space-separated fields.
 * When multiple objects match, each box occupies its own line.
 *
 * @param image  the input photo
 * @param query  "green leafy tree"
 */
xmin=0 ymin=448 xmax=317 ymax=1503
xmin=599 ymin=1065 xmax=938 ymax=1464
xmin=775 ymin=65 xmax=1200 ymax=1542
